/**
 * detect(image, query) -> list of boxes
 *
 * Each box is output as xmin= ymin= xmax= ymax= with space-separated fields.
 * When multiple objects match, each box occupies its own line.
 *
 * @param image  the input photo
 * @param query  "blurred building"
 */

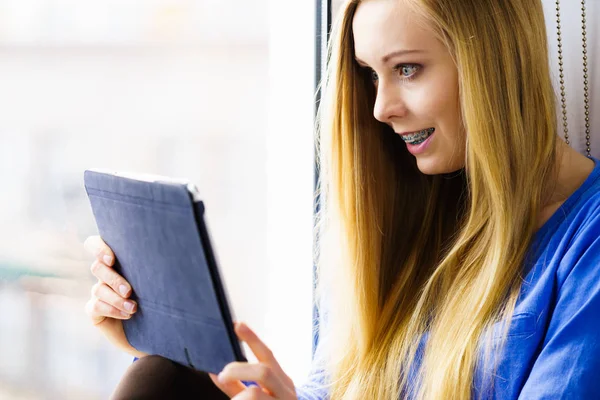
xmin=0 ymin=1 xmax=271 ymax=398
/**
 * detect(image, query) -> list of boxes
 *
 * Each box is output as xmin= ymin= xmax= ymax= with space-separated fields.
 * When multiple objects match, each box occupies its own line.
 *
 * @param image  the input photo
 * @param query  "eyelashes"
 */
xmin=396 ymin=64 xmax=420 ymax=80
xmin=366 ymin=63 xmax=422 ymax=83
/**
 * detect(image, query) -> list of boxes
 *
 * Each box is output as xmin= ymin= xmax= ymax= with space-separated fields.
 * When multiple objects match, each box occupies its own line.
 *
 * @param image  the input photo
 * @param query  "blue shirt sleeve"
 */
xmin=518 ymin=219 xmax=600 ymax=398
xmin=294 ymin=292 xmax=331 ymax=400
xmin=295 ymin=367 xmax=328 ymax=400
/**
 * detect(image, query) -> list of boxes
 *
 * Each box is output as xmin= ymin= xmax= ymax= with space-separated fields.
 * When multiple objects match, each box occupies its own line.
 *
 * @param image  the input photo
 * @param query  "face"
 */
xmin=353 ymin=0 xmax=465 ymax=174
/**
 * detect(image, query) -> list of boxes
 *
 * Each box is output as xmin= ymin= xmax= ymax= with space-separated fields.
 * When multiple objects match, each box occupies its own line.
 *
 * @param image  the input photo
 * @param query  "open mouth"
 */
xmin=401 ymin=128 xmax=435 ymax=145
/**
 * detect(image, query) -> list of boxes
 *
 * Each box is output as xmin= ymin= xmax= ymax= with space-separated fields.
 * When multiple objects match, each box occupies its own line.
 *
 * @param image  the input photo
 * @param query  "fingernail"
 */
xmin=119 ymin=285 xmax=129 ymax=296
xmin=121 ymin=311 xmax=130 ymax=318
xmin=103 ymin=255 xmax=113 ymax=265
xmin=124 ymin=301 xmax=134 ymax=312
xmin=218 ymin=372 xmax=225 ymax=383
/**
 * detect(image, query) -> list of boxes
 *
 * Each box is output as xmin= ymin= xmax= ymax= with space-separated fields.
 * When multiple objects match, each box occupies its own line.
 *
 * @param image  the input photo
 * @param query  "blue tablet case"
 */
xmin=83 ymin=169 xmax=246 ymax=374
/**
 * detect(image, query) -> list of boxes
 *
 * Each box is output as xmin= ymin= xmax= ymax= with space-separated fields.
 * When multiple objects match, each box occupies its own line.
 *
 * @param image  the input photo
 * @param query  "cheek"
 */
xmin=439 ymin=96 xmax=462 ymax=138
xmin=421 ymin=78 xmax=461 ymax=137
xmin=410 ymin=85 xmax=459 ymax=129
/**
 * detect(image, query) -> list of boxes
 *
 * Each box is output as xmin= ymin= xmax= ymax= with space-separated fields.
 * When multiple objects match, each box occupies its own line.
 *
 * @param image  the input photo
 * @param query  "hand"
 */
xmin=83 ymin=235 xmax=147 ymax=358
xmin=209 ymin=322 xmax=298 ymax=399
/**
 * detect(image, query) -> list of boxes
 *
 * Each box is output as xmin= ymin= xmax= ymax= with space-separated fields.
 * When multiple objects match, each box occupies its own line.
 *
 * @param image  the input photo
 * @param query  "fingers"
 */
xmin=85 ymin=297 xmax=132 ymax=324
xmin=235 ymin=322 xmax=290 ymax=384
xmin=89 ymin=258 xmax=132 ymax=298
xmin=209 ymin=372 xmax=247 ymax=398
xmin=235 ymin=323 xmax=277 ymax=365
xmin=219 ymin=324 xmax=297 ymax=399
xmin=92 ymin=282 xmax=137 ymax=315
xmin=231 ymin=386 xmax=271 ymax=400
xmin=219 ymin=363 xmax=292 ymax=399
xmin=84 ymin=235 xmax=115 ymax=266
xmin=85 ymin=235 xmax=132 ymax=299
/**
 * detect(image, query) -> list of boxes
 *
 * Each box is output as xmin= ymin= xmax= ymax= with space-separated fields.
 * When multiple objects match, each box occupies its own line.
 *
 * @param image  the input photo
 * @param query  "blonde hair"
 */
xmin=312 ymin=0 xmax=558 ymax=399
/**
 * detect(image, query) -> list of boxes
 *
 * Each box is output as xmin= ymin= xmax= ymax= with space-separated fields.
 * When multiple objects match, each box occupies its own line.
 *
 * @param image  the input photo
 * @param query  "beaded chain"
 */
xmin=555 ymin=0 xmax=592 ymax=158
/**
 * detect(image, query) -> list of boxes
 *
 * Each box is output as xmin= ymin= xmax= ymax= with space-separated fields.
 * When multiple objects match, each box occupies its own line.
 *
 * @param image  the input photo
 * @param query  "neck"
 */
xmin=536 ymin=138 xmax=594 ymax=230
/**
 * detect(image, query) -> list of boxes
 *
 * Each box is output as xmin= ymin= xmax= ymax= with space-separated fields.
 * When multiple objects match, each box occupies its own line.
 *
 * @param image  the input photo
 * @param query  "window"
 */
xmin=0 ymin=1 xmax=315 ymax=397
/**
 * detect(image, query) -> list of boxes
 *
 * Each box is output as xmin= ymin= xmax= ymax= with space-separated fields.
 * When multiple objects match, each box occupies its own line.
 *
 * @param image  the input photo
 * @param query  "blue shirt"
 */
xmin=297 ymin=157 xmax=600 ymax=399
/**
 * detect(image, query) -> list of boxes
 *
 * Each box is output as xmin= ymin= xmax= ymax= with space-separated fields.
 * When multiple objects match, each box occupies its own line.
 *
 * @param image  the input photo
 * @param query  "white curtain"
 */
xmin=542 ymin=0 xmax=599 ymax=157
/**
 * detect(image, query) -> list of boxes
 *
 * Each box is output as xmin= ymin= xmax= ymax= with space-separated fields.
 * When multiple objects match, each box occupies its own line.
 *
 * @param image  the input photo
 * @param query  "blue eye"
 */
xmin=397 ymin=64 xmax=420 ymax=79
xmin=364 ymin=64 xmax=421 ymax=84
xmin=370 ymin=69 xmax=379 ymax=82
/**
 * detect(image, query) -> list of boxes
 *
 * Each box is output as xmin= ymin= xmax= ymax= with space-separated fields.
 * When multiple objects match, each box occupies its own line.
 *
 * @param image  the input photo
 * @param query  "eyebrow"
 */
xmin=355 ymin=49 xmax=425 ymax=65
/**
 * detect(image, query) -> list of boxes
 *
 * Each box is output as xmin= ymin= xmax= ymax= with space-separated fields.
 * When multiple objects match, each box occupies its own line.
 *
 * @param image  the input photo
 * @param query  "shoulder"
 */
xmin=555 ymin=188 xmax=600 ymax=285
xmin=539 ymin=175 xmax=600 ymax=285
xmin=566 ymin=185 xmax=600 ymax=244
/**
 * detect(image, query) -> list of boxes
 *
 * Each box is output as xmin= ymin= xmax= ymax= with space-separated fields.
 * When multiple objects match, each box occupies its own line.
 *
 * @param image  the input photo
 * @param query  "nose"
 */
xmin=373 ymin=82 xmax=407 ymax=124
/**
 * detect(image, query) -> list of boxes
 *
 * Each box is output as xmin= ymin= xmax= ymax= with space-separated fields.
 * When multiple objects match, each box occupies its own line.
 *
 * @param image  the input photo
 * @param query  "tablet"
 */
xmin=83 ymin=169 xmax=246 ymax=374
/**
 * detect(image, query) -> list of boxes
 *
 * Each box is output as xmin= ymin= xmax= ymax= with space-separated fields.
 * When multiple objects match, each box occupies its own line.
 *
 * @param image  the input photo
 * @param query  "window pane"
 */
xmin=0 ymin=1 xmax=317 ymax=399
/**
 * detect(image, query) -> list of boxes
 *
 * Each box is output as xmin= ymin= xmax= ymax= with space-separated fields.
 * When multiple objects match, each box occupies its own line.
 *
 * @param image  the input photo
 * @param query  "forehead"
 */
xmin=352 ymin=0 xmax=441 ymax=63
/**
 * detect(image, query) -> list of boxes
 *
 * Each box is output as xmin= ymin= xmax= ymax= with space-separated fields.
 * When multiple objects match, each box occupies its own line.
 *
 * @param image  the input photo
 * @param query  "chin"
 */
xmin=415 ymin=156 xmax=465 ymax=175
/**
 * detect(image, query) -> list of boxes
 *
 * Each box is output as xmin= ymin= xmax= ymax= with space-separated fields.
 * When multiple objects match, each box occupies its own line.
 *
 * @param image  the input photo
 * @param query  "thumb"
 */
xmin=209 ymin=372 xmax=246 ymax=398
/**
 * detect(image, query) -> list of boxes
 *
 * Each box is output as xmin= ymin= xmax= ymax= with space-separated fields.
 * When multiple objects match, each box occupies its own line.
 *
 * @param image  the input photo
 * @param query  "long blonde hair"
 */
xmin=312 ymin=0 xmax=558 ymax=398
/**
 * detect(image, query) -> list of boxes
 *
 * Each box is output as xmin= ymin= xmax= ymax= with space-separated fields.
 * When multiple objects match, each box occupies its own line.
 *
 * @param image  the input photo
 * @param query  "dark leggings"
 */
xmin=111 ymin=355 xmax=230 ymax=400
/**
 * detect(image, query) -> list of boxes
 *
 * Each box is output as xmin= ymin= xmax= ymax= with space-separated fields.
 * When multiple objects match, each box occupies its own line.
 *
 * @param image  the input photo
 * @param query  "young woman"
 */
xmin=84 ymin=0 xmax=600 ymax=398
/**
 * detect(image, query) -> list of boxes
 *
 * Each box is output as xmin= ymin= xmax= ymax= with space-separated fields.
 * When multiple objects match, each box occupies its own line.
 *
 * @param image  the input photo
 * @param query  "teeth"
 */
xmin=402 ymin=128 xmax=435 ymax=144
